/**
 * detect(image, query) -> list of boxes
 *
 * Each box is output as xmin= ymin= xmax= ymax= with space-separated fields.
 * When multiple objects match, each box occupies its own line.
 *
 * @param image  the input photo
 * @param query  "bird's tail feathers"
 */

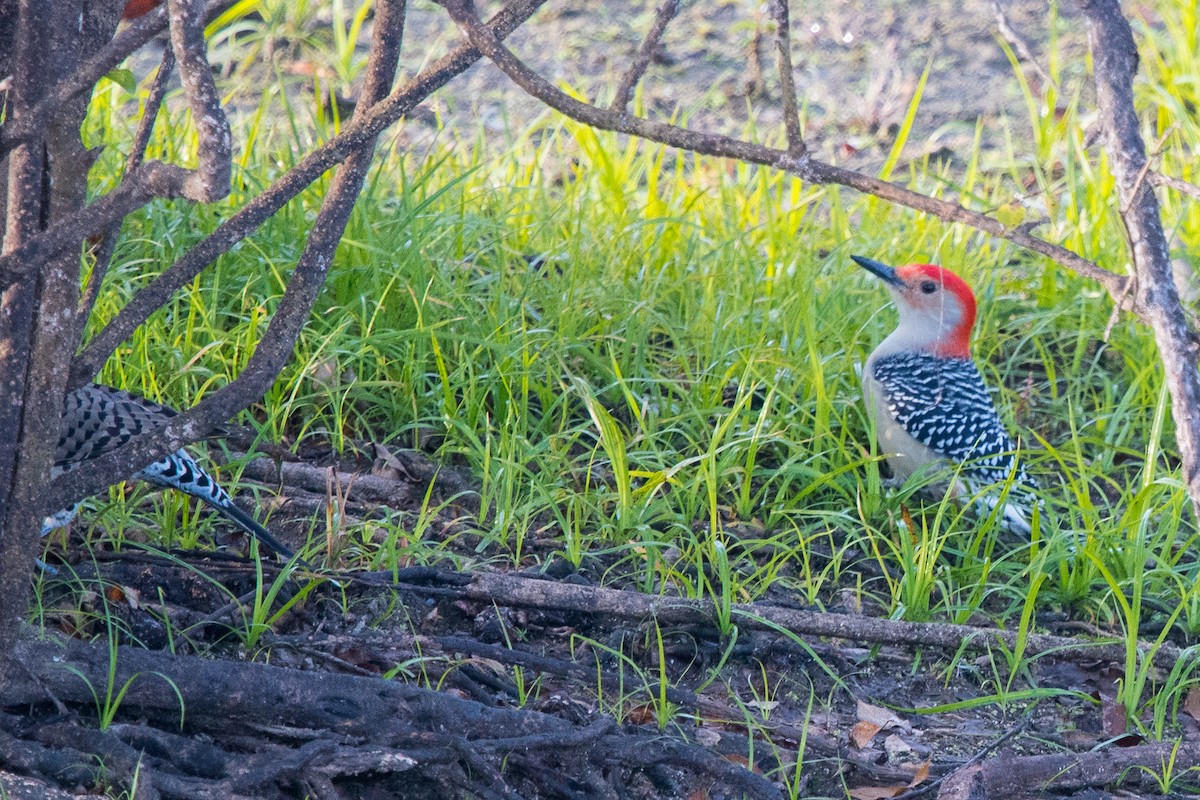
xmin=973 ymin=487 xmax=1034 ymax=537
xmin=213 ymin=499 xmax=296 ymax=560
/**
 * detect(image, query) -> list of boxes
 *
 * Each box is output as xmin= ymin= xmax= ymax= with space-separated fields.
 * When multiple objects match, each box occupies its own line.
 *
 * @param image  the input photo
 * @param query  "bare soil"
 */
xmin=18 ymin=433 xmax=1200 ymax=799
xmin=396 ymin=0 xmax=1088 ymax=167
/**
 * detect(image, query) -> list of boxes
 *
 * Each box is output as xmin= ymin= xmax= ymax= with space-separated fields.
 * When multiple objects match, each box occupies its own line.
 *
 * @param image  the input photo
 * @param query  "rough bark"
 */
xmin=0 ymin=0 xmax=79 ymax=683
xmin=4 ymin=633 xmax=783 ymax=799
xmin=1078 ymin=0 xmax=1200 ymax=520
xmin=0 ymin=0 xmax=548 ymax=676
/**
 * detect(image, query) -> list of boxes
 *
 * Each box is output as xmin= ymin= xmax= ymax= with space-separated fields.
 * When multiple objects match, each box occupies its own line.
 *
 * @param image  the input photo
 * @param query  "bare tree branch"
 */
xmin=75 ymin=43 xmax=176 ymax=346
xmin=1151 ymin=170 xmax=1200 ymax=202
xmin=992 ymin=0 xmax=1059 ymax=92
xmin=166 ymin=0 xmax=231 ymax=202
xmin=434 ymin=0 xmax=1129 ymax=303
xmin=610 ymin=0 xmax=678 ymax=113
xmin=69 ymin=0 xmax=548 ymax=388
xmin=1079 ymin=0 xmax=1200 ymax=518
xmin=126 ymin=45 xmax=176 ymax=176
xmin=769 ymin=0 xmax=805 ymax=157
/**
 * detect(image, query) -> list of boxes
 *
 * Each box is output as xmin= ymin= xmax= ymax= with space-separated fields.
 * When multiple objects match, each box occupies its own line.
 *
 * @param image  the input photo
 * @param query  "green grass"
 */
xmin=55 ymin=0 xmax=1200 ymax=756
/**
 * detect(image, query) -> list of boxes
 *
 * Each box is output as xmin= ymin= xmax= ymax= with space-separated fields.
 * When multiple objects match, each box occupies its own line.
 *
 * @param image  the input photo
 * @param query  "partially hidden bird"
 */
xmin=44 ymin=384 xmax=294 ymax=559
xmin=852 ymin=255 xmax=1038 ymax=534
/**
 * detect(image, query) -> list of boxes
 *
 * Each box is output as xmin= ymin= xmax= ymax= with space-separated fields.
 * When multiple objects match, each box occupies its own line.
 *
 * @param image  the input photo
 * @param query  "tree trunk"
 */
xmin=1079 ymin=0 xmax=1200 ymax=521
xmin=0 ymin=0 xmax=122 ymax=682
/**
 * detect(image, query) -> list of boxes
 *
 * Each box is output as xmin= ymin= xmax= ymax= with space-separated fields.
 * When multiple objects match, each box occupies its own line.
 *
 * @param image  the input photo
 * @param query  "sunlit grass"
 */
xmin=64 ymin=0 xmax=1200 ymax=744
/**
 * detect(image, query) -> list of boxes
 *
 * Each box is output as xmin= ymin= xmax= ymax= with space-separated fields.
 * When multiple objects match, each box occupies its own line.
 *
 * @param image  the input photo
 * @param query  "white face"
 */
xmin=876 ymin=264 xmax=976 ymax=357
xmin=852 ymin=256 xmax=977 ymax=357
xmin=887 ymin=277 xmax=964 ymax=340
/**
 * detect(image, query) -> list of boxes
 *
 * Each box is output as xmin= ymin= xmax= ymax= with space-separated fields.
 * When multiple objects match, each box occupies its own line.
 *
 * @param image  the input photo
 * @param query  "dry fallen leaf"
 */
xmin=851 ymin=700 xmax=909 ymax=748
xmin=1100 ymin=689 xmax=1127 ymax=736
xmin=850 ymin=720 xmax=883 ymax=749
xmin=372 ymin=442 xmax=413 ymax=481
xmin=862 ymin=700 xmax=909 ymax=729
xmin=626 ymin=704 xmax=658 ymax=725
xmin=1184 ymin=687 xmax=1200 ymax=723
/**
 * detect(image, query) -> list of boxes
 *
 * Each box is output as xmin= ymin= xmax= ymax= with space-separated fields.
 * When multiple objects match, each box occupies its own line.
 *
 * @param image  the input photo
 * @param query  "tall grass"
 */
xmin=68 ymin=0 xmax=1200 ymax=735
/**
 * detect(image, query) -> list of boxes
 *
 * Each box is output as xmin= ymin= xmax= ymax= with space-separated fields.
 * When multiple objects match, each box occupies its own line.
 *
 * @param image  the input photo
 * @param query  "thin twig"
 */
xmin=891 ymin=714 xmax=1032 ymax=799
xmin=992 ymin=0 xmax=1059 ymax=92
xmin=769 ymin=0 xmax=805 ymax=157
xmin=1103 ymin=263 xmax=1136 ymax=341
xmin=127 ymin=46 xmax=176 ymax=175
xmin=610 ymin=0 xmax=678 ymax=112
xmin=1150 ymin=170 xmax=1200 ymax=201
xmin=1121 ymin=125 xmax=1174 ymax=216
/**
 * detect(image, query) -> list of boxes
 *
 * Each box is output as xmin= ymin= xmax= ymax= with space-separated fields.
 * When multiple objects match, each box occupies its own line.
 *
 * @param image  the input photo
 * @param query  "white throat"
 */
xmin=869 ymin=290 xmax=965 ymax=359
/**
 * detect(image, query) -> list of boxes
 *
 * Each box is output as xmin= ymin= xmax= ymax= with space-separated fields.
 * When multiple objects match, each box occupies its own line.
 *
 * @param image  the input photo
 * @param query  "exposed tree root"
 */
xmin=937 ymin=741 xmax=1200 ymax=799
xmin=8 ymin=553 xmax=1195 ymax=798
xmin=5 ymin=631 xmax=785 ymax=799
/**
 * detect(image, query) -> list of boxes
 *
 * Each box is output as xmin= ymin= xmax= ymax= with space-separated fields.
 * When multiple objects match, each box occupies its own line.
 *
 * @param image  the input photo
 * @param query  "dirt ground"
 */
xmin=23 ymin=432 xmax=1200 ymax=799
xmin=395 ymin=0 xmax=1089 ymax=167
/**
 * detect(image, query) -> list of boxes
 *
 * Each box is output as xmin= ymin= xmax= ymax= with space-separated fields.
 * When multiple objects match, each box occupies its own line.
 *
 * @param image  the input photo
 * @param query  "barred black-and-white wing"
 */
xmin=48 ymin=385 xmax=293 ymax=559
xmin=870 ymin=352 xmax=1038 ymax=529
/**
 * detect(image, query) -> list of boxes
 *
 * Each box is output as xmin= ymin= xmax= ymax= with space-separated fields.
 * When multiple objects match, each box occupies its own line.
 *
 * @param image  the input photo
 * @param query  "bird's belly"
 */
xmin=863 ymin=373 xmax=946 ymax=482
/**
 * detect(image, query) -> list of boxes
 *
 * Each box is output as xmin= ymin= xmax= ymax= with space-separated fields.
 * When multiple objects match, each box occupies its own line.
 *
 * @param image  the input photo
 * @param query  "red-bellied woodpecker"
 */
xmin=852 ymin=255 xmax=1038 ymax=534
xmin=43 ymin=385 xmax=294 ymax=559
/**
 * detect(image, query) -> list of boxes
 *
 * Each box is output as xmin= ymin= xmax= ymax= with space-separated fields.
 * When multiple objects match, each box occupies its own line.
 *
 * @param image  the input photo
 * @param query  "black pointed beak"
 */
xmin=851 ymin=255 xmax=905 ymax=288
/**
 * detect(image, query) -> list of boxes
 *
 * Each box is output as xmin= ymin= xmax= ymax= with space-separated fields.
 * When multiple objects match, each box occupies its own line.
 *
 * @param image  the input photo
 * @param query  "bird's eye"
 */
xmin=920 ymin=281 xmax=938 ymax=294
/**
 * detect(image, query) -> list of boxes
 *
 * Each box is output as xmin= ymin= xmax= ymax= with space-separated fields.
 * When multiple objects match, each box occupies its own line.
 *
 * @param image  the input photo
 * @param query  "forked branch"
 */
xmin=1151 ymin=170 xmax=1200 ymax=202
xmin=610 ymin=0 xmax=678 ymax=112
xmin=49 ymin=0 xmax=550 ymax=514
xmin=769 ymin=0 xmax=805 ymax=156
xmin=434 ymin=0 xmax=1128 ymax=303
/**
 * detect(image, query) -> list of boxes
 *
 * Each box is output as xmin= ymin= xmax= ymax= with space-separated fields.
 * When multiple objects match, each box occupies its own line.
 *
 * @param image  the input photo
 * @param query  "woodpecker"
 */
xmin=44 ymin=385 xmax=294 ymax=559
xmin=852 ymin=255 xmax=1038 ymax=534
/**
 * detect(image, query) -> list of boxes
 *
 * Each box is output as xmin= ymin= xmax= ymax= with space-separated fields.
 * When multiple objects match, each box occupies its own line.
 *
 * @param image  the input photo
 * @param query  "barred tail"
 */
xmin=138 ymin=452 xmax=296 ymax=560
xmin=210 ymin=498 xmax=296 ymax=560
